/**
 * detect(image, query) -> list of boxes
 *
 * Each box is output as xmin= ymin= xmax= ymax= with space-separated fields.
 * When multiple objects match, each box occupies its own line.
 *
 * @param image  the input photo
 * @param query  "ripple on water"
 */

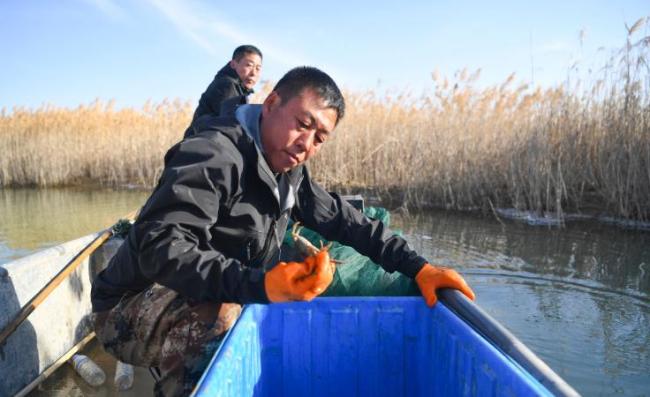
xmin=467 ymin=272 xmax=650 ymax=397
xmin=392 ymin=209 xmax=650 ymax=396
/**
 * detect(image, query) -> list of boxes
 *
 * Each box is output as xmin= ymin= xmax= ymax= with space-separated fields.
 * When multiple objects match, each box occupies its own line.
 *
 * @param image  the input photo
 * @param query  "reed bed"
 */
xmin=318 ymin=77 xmax=649 ymax=221
xmin=1 ymin=21 xmax=649 ymax=221
xmin=0 ymin=99 xmax=192 ymax=188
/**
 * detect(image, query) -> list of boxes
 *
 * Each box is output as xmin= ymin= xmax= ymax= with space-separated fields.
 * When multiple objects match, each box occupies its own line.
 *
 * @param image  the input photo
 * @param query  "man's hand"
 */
xmin=415 ymin=263 xmax=475 ymax=307
xmin=264 ymin=250 xmax=334 ymax=302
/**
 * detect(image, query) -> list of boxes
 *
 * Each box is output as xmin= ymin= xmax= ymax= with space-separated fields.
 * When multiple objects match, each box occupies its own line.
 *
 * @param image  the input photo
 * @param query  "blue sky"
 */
xmin=0 ymin=0 xmax=647 ymax=110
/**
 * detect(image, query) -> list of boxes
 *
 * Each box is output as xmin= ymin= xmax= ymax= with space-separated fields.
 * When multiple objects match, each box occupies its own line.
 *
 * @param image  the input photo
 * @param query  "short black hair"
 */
xmin=273 ymin=66 xmax=346 ymax=124
xmin=232 ymin=45 xmax=263 ymax=61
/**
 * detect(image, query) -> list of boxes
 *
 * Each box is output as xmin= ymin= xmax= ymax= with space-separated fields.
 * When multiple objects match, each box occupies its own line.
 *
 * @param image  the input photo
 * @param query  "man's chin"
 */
xmin=267 ymin=153 xmax=300 ymax=173
xmin=272 ymin=163 xmax=298 ymax=174
xmin=280 ymin=164 xmax=297 ymax=173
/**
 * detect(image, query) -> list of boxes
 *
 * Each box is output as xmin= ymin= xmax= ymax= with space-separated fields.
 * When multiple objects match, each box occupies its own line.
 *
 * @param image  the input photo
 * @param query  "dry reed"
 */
xmin=1 ymin=21 xmax=649 ymax=221
xmin=0 ymin=98 xmax=192 ymax=187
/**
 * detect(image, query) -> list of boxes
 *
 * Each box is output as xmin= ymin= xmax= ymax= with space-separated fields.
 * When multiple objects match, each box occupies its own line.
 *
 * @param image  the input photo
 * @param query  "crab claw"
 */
xmin=319 ymin=241 xmax=333 ymax=252
xmin=291 ymin=222 xmax=302 ymax=235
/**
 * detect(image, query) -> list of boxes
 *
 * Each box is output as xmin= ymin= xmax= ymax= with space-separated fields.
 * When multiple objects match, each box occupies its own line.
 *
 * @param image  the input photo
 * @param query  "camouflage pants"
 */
xmin=93 ymin=284 xmax=241 ymax=397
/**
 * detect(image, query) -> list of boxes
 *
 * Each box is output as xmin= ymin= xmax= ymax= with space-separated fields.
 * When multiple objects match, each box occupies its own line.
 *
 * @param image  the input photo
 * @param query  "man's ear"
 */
xmin=229 ymin=59 xmax=237 ymax=69
xmin=262 ymin=91 xmax=280 ymax=115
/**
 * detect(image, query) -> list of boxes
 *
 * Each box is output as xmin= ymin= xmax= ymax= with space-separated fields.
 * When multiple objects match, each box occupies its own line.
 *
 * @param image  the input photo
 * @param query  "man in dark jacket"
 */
xmin=92 ymin=66 xmax=475 ymax=397
xmin=186 ymin=44 xmax=262 ymax=136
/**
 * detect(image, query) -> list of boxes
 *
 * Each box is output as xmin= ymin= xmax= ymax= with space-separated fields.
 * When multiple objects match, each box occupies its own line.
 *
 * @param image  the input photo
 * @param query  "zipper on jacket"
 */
xmin=248 ymin=219 xmax=277 ymax=268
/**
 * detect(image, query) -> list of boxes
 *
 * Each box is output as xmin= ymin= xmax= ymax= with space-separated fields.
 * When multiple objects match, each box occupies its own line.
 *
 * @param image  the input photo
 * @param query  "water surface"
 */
xmin=391 ymin=209 xmax=650 ymax=396
xmin=0 ymin=188 xmax=150 ymax=264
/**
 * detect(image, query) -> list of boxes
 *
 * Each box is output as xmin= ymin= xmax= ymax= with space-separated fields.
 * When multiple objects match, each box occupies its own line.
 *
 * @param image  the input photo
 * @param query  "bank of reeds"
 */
xmin=313 ymin=20 xmax=650 ymax=221
xmin=0 ymin=99 xmax=192 ymax=187
xmin=1 ymin=20 xmax=649 ymax=221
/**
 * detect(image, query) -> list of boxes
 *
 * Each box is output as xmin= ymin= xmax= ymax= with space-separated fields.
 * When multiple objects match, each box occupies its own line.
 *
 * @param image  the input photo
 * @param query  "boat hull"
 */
xmin=0 ymin=235 xmax=121 ymax=396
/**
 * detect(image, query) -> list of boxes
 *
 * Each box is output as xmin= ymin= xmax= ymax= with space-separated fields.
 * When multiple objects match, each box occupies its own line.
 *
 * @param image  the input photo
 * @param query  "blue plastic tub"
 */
xmin=193 ymin=297 xmax=555 ymax=397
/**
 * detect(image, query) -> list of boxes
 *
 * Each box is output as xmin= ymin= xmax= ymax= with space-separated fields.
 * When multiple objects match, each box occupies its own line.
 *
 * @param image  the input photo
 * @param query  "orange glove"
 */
xmin=264 ymin=250 xmax=334 ymax=303
xmin=415 ymin=263 xmax=475 ymax=307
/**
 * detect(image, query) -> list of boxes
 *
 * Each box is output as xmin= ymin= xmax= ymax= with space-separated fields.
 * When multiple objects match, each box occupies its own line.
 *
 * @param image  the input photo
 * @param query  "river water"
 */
xmin=1 ymin=188 xmax=649 ymax=396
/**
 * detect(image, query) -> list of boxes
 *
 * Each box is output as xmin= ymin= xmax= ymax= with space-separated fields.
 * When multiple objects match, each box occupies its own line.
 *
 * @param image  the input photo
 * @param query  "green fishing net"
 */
xmin=283 ymin=207 xmax=420 ymax=297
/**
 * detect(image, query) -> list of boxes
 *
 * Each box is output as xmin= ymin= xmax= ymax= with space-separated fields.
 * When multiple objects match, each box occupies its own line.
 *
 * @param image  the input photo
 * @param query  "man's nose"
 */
xmin=294 ymin=131 xmax=313 ymax=152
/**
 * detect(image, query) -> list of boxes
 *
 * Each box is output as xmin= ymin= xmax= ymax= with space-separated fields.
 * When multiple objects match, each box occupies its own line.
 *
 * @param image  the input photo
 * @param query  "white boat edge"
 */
xmin=0 ymin=234 xmax=123 ymax=397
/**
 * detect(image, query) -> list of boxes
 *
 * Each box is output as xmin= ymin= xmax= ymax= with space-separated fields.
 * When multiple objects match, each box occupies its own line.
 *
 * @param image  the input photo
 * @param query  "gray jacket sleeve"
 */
xmin=132 ymin=134 xmax=268 ymax=304
xmin=292 ymin=168 xmax=427 ymax=278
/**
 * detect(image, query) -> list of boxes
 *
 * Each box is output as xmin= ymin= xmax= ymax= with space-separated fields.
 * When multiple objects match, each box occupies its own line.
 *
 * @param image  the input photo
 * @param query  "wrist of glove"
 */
xmin=415 ymin=263 xmax=475 ymax=307
xmin=264 ymin=250 xmax=334 ymax=303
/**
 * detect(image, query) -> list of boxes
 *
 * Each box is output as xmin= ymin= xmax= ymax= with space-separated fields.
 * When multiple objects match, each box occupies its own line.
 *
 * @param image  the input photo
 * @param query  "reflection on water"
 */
xmin=393 ymin=210 xmax=650 ymax=297
xmin=2 ymin=189 xmax=649 ymax=395
xmin=392 ymin=209 xmax=650 ymax=396
xmin=0 ymin=188 xmax=150 ymax=264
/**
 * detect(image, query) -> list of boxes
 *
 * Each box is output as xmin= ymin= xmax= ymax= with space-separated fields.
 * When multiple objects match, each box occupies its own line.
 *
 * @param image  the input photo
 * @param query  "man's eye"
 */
xmin=298 ymin=120 xmax=309 ymax=130
xmin=315 ymin=133 xmax=326 ymax=144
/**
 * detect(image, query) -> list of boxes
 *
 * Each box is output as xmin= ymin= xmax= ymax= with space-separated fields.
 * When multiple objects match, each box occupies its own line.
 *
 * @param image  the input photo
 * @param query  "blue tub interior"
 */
xmin=193 ymin=297 xmax=551 ymax=397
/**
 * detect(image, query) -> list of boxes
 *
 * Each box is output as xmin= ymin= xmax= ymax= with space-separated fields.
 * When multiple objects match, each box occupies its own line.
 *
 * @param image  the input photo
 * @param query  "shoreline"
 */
xmin=4 ymin=184 xmax=649 ymax=232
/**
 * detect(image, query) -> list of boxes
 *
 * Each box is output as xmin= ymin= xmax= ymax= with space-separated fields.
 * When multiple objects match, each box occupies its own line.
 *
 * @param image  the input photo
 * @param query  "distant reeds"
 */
xmin=0 ymin=99 xmax=191 ymax=187
xmin=1 ymin=19 xmax=649 ymax=221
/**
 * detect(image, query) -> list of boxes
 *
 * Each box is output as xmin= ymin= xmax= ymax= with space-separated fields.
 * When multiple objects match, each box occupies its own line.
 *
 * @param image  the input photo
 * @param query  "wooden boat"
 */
xmin=0 ymin=208 xmax=579 ymax=397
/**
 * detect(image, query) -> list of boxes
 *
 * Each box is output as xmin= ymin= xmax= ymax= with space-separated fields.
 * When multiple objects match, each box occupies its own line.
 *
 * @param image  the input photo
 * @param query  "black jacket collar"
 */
xmin=216 ymin=63 xmax=254 ymax=95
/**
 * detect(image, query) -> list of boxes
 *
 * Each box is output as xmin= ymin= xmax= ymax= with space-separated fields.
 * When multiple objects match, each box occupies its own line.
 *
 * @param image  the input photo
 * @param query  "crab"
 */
xmin=290 ymin=222 xmax=340 ymax=273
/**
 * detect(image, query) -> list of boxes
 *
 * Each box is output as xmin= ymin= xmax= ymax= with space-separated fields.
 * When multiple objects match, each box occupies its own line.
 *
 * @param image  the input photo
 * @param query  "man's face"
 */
xmin=260 ymin=88 xmax=338 ymax=173
xmin=230 ymin=53 xmax=262 ymax=90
